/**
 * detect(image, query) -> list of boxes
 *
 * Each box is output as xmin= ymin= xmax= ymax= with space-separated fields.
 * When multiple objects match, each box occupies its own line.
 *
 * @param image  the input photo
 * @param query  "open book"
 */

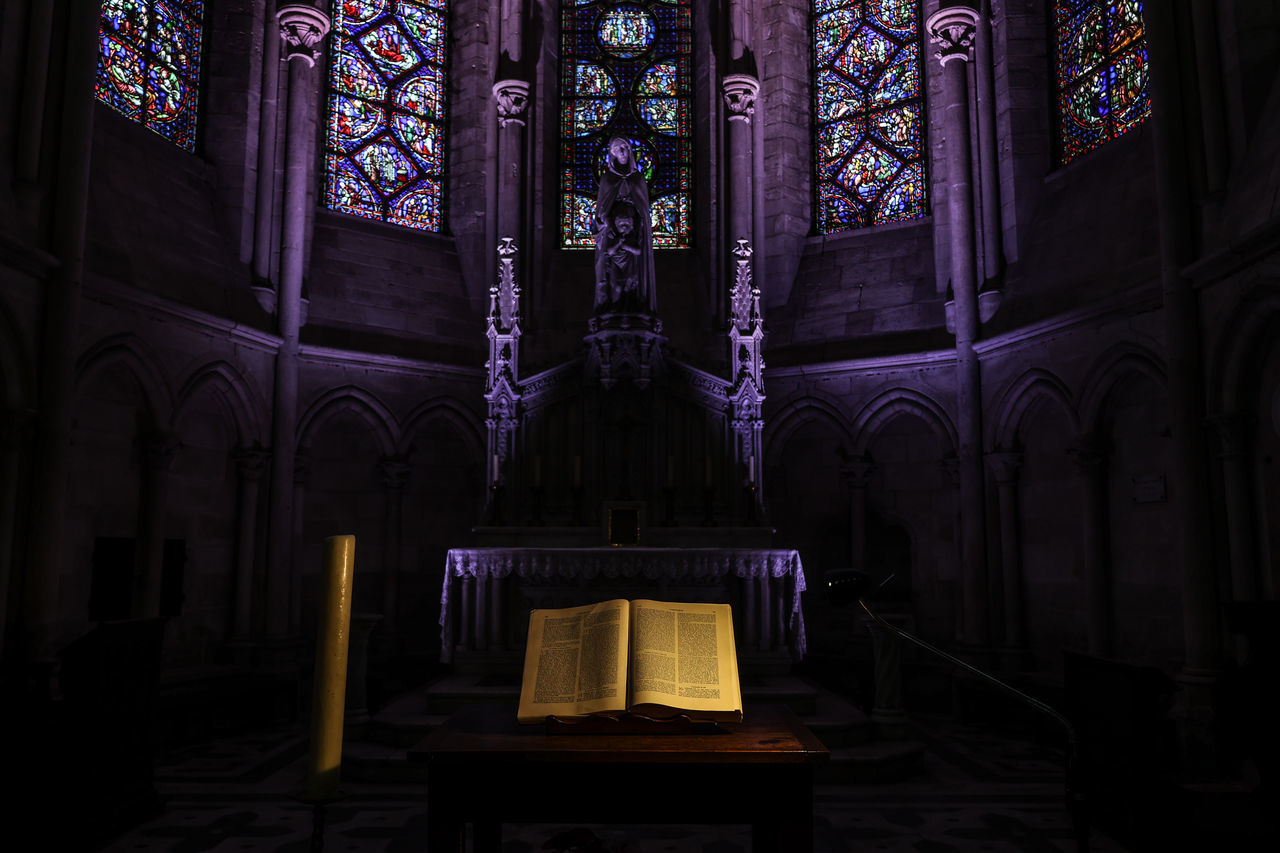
xmin=516 ymin=599 xmax=743 ymax=725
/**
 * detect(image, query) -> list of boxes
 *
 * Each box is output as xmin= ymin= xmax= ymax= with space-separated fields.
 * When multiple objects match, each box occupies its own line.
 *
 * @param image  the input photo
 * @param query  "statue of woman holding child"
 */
xmin=594 ymin=138 xmax=657 ymax=315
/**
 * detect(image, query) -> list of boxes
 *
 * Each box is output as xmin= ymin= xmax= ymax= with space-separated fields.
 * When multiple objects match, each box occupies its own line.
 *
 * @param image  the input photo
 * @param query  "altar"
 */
xmin=439 ymin=547 xmax=807 ymax=673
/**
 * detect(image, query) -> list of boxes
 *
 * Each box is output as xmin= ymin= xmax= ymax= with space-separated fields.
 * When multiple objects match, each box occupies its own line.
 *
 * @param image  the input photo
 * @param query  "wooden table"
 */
xmin=409 ymin=703 xmax=829 ymax=853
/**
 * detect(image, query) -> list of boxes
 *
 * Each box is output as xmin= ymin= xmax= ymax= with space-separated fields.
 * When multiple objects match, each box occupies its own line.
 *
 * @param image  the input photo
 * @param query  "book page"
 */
xmin=516 ymin=599 xmax=630 ymax=724
xmin=628 ymin=600 xmax=743 ymax=721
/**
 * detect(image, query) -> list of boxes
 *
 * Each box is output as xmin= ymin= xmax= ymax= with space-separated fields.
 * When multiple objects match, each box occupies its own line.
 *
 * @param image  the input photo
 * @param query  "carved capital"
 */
xmin=840 ymin=456 xmax=876 ymax=489
xmin=233 ymin=444 xmax=271 ymax=481
xmin=942 ymin=455 xmax=961 ymax=487
xmin=140 ymin=431 xmax=180 ymax=471
xmin=492 ymin=79 xmax=531 ymax=127
xmin=926 ymin=6 xmax=978 ymax=66
xmin=722 ymin=74 xmax=760 ymax=123
xmin=380 ymin=457 xmax=412 ymax=490
xmin=1068 ymin=434 xmax=1111 ymax=473
xmin=277 ymin=3 xmax=331 ymax=67
xmin=986 ymin=450 xmax=1023 ymax=485
xmin=1205 ymin=413 xmax=1253 ymax=460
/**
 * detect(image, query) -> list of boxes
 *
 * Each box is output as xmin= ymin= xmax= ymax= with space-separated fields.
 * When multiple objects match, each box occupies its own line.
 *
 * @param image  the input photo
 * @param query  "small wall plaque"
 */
xmin=1131 ymin=474 xmax=1166 ymax=504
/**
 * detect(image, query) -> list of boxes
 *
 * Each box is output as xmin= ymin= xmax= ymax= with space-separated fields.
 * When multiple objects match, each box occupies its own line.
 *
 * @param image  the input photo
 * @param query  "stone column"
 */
xmin=928 ymin=5 xmax=989 ymax=647
xmin=379 ymin=457 xmax=411 ymax=633
xmin=840 ymin=456 xmax=875 ymax=572
xmin=22 ymin=0 xmax=100 ymax=673
xmin=1190 ymin=0 xmax=1228 ymax=195
xmin=722 ymin=74 xmax=759 ymax=253
xmin=1069 ymin=436 xmax=1113 ymax=657
xmin=231 ymin=445 xmax=270 ymax=640
xmin=493 ymin=78 xmax=529 ymax=245
xmin=0 ymin=410 xmax=33 ymax=660
xmin=973 ymin=0 xmax=1002 ymax=281
xmin=13 ymin=0 xmax=56 ymax=188
xmin=1206 ymin=415 xmax=1258 ymax=603
xmin=986 ymin=450 xmax=1024 ymax=649
xmin=264 ymin=3 xmax=330 ymax=640
xmin=488 ymin=0 xmax=528 ymax=289
xmin=252 ymin=0 xmax=283 ymax=285
xmin=135 ymin=432 xmax=179 ymax=618
xmin=289 ymin=455 xmax=311 ymax=636
xmin=1143 ymin=5 xmax=1221 ymax=754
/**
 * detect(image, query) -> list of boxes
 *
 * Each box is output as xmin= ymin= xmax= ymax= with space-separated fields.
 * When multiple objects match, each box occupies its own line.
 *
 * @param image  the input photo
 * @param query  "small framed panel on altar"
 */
xmin=604 ymin=501 xmax=644 ymax=546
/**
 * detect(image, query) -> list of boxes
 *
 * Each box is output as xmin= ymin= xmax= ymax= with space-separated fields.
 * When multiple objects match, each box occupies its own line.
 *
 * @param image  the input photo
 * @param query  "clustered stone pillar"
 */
xmin=1070 ymin=435 xmax=1114 ymax=657
xmin=264 ymin=3 xmax=330 ymax=644
xmin=1206 ymin=415 xmax=1258 ymax=605
xmin=927 ymin=5 xmax=989 ymax=648
xmin=231 ymin=445 xmax=270 ymax=642
xmin=841 ymin=456 xmax=875 ymax=573
xmin=22 ymin=0 xmax=101 ymax=673
xmin=379 ymin=457 xmax=411 ymax=634
xmin=972 ymin=0 xmax=1002 ymax=282
xmin=252 ymin=0 xmax=283 ymax=286
xmin=986 ymin=450 xmax=1024 ymax=651
xmin=1143 ymin=4 xmax=1221 ymax=763
xmin=0 ymin=411 xmax=32 ymax=661
xmin=289 ymin=455 xmax=312 ymax=636
xmin=136 ymin=431 xmax=179 ymax=618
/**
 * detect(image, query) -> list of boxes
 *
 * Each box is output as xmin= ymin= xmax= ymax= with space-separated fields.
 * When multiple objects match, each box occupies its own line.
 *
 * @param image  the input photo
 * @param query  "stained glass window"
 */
xmin=562 ymin=1 xmax=692 ymax=249
xmin=95 ymin=0 xmax=204 ymax=151
xmin=1053 ymin=0 xmax=1150 ymax=166
xmin=812 ymin=0 xmax=927 ymax=233
xmin=325 ymin=0 xmax=448 ymax=231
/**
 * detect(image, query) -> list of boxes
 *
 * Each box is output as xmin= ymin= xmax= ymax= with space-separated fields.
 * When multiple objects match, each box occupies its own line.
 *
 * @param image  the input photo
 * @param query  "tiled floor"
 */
xmin=92 ymin=714 xmax=1149 ymax=853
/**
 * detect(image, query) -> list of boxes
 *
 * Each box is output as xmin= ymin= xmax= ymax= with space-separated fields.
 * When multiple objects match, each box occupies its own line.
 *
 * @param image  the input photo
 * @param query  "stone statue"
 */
xmin=594 ymin=137 xmax=656 ymax=315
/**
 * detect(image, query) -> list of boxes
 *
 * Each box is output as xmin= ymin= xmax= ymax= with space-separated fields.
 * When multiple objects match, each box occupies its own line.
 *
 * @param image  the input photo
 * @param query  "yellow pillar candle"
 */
xmin=304 ymin=534 xmax=356 ymax=802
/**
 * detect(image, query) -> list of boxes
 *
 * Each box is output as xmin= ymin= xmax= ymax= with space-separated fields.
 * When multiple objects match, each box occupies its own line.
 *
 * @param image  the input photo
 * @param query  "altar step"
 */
xmin=343 ymin=672 xmax=923 ymax=784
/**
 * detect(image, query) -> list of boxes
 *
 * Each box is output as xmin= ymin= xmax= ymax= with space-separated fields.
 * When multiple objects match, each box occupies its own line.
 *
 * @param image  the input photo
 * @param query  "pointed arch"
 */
xmin=75 ymin=333 xmax=176 ymax=429
xmin=1213 ymin=282 xmax=1280 ymax=414
xmin=175 ymin=361 xmax=269 ymax=448
xmin=1078 ymin=343 xmax=1166 ymax=435
xmin=297 ymin=386 xmax=399 ymax=457
xmin=851 ymin=388 xmax=957 ymax=457
xmin=990 ymin=368 xmax=1080 ymax=451
xmin=764 ymin=392 xmax=855 ymax=467
xmin=401 ymin=396 xmax=485 ymax=461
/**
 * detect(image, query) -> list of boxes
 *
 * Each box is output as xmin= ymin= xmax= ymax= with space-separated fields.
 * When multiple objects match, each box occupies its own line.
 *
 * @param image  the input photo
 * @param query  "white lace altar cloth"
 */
xmin=439 ymin=547 xmax=806 ymax=663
